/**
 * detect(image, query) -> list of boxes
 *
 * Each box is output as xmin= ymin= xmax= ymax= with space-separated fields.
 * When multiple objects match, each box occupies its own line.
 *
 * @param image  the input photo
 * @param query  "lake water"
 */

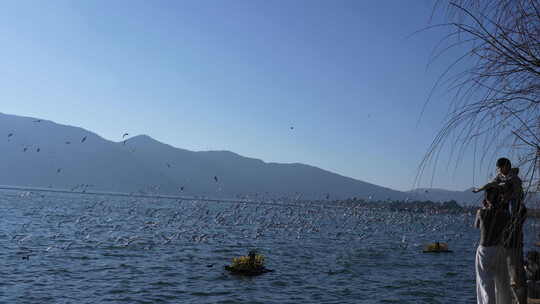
xmin=1 ymin=190 xmax=538 ymax=303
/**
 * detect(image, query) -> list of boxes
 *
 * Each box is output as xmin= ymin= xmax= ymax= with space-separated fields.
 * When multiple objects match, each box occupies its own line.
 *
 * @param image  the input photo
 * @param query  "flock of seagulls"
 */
xmin=5 ymin=125 xmax=134 ymax=180
xmin=0 ymin=113 xmax=478 ymax=298
xmin=1 ymin=192 xmax=476 ymax=266
xmin=5 ymin=118 xmax=302 ymax=194
xmin=5 ymin=124 xmax=220 ymax=189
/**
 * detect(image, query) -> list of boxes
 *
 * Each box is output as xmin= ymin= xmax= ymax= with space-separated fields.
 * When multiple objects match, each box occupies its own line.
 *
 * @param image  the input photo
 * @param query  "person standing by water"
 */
xmin=474 ymin=157 xmax=527 ymax=303
xmin=473 ymin=158 xmax=523 ymax=214
xmin=474 ymin=186 xmax=512 ymax=304
xmin=503 ymin=195 xmax=528 ymax=304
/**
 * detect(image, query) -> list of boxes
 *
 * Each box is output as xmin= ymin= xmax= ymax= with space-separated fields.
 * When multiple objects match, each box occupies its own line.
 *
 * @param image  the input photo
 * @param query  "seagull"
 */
xmin=122 ymin=133 xmax=129 ymax=138
xmin=400 ymin=236 xmax=408 ymax=249
xmin=81 ymin=136 xmax=87 ymax=143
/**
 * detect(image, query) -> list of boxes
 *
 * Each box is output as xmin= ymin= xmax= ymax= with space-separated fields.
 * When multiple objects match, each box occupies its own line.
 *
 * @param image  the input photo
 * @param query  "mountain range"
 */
xmin=0 ymin=113 xmax=481 ymax=204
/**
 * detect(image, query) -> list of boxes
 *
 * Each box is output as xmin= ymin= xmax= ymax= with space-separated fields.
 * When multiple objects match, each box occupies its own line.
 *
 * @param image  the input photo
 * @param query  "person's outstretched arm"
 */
xmin=472 ymin=181 xmax=499 ymax=193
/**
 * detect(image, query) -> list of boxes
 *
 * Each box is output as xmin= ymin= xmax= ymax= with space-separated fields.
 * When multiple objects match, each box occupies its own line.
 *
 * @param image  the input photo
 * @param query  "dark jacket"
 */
xmin=491 ymin=168 xmax=524 ymax=214
xmin=503 ymin=204 xmax=527 ymax=248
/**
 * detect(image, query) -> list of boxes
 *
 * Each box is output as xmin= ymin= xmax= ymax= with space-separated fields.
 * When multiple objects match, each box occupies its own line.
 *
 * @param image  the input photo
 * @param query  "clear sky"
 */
xmin=0 ymin=0 xmax=493 ymax=191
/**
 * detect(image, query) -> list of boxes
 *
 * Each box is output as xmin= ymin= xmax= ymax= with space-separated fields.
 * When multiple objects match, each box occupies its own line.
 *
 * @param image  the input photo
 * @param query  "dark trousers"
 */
xmin=506 ymin=247 xmax=528 ymax=304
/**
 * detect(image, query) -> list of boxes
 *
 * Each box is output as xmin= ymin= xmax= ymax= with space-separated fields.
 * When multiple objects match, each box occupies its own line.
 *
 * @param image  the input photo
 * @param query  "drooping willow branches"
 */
xmin=420 ymin=0 xmax=540 ymax=194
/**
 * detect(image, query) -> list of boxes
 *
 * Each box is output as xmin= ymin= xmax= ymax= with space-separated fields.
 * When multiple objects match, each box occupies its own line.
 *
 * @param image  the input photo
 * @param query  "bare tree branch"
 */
xmin=420 ymin=0 xmax=540 ymax=194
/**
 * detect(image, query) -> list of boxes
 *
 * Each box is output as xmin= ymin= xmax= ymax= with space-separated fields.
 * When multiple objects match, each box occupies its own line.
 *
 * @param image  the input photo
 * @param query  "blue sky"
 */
xmin=0 ymin=0 xmax=494 ymax=191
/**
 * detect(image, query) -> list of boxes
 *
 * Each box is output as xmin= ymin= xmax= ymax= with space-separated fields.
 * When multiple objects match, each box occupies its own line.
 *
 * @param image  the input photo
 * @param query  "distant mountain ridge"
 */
xmin=0 ymin=112 xmax=479 ymax=204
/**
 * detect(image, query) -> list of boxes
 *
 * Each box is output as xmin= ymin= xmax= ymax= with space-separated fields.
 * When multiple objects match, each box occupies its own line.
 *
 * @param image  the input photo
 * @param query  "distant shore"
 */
xmin=332 ymin=197 xmax=540 ymax=218
xmin=1 ymin=184 xmax=539 ymax=218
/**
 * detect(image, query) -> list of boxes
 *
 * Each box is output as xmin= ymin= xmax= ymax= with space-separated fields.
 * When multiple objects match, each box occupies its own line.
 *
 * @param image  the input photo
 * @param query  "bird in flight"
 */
xmin=122 ymin=133 xmax=129 ymax=138
xmin=81 ymin=136 xmax=87 ymax=143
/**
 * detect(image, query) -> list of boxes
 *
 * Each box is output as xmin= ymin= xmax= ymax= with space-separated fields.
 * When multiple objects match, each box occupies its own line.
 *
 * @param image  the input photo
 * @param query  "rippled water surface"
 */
xmin=1 ymin=190 xmax=538 ymax=303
